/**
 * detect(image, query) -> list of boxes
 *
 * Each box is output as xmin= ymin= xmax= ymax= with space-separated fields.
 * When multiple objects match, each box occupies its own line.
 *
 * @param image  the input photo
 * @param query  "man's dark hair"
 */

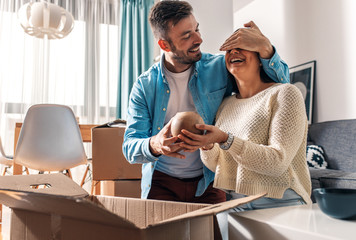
xmin=149 ymin=1 xmax=193 ymax=40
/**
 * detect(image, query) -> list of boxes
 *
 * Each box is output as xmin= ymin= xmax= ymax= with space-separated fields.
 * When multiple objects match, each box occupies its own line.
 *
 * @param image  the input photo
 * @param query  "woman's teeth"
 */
xmin=231 ymin=58 xmax=244 ymax=63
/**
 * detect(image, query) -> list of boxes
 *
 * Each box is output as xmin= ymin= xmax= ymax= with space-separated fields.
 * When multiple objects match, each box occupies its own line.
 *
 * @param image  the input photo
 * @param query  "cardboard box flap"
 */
xmin=0 ymin=174 xmax=140 ymax=229
xmin=152 ymin=192 xmax=267 ymax=227
xmin=95 ymin=119 xmax=126 ymax=129
xmin=0 ymin=190 xmax=138 ymax=229
xmin=0 ymin=173 xmax=88 ymax=197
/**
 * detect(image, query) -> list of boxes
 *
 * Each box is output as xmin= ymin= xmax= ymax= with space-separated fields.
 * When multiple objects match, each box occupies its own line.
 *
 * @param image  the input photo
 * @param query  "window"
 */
xmin=0 ymin=0 xmax=120 ymax=154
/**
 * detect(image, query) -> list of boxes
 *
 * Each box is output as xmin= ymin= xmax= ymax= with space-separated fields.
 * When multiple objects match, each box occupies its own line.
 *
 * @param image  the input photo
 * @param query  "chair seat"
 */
xmin=0 ymin=157 xmax=13 ymax=167
xmin=14 ymin=104 xmax=88 ymax=172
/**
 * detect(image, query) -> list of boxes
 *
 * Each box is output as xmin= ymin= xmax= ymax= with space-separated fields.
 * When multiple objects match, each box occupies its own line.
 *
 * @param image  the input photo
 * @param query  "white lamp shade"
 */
xmin=18 ymin=3 xmax=30 ymax=28
xmin=62 ymin=11 xmax=74 ymax=33
xmin=18 ymin=2 xmax=74 ymax=39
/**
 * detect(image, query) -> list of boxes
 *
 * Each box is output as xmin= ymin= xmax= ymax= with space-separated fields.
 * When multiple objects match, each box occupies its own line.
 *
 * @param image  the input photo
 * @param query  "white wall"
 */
xmin=182 ymin=0 xmax=356 ymax=122
xmin=232 ymin=0 xmax=356 ymax=123
xmin=187 ymin=0 xmax=234 ymax=54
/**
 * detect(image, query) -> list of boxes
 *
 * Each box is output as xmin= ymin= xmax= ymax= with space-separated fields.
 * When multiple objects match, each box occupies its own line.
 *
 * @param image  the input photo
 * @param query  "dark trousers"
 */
xmin=147 ymin=170 xmax=226 ymax=204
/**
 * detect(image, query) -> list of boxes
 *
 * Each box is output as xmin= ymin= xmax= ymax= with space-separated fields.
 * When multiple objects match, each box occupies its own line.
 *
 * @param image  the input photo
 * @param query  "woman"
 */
xmin=179 ymin=48 xmax=312 ymax=209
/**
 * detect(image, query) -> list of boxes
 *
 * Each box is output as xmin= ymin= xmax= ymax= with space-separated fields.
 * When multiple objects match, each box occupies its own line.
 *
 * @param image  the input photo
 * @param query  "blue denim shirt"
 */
xmin=123 ymin=51 xmax=289 ymax=199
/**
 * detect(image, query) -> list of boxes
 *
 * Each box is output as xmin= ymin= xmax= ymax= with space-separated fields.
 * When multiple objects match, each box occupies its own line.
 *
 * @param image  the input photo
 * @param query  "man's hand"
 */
xmin=149 ymin=119 xmax=185 ymax=159
xmin=177 ymin=124 xmax=228 ymax=152
xmin=219 ymin=21 xmax=274 ymax=59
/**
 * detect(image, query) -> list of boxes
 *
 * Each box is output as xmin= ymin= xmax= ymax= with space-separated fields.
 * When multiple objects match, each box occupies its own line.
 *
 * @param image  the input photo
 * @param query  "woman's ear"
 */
xmin=158 ymin=39 xmax=171 ymax=52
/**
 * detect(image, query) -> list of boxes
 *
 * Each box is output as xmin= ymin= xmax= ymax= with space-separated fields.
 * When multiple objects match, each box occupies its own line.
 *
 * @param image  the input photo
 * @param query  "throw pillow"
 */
xmin=306 ymin=145 xmax=328 ymax=169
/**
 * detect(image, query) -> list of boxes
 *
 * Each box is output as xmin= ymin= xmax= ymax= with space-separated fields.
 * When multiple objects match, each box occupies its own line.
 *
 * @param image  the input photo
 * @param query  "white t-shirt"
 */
xmin=155 ymin=65 xmax=203 ymax=178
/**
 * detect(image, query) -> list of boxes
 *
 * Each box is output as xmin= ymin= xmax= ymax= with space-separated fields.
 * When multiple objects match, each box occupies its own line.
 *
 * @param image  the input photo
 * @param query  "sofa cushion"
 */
xmin=308 ymin=119 xmax=356 ymax=172
xmin=306 ymin=145 xmax=327 ymax=169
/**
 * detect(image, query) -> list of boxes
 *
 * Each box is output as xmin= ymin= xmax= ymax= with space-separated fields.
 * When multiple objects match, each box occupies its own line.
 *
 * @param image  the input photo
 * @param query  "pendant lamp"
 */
xmin=18 ymin=1 xmax=74 ymax=39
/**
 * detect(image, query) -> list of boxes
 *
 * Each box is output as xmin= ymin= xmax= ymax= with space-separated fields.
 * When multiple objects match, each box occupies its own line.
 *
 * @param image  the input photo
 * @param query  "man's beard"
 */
xmin=170 ymin=44 xmax=202 ymax=65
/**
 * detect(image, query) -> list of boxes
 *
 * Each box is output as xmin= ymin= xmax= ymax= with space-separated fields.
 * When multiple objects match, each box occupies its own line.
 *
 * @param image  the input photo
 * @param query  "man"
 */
xmin=123 ymin=1 xmax=289 ymax=204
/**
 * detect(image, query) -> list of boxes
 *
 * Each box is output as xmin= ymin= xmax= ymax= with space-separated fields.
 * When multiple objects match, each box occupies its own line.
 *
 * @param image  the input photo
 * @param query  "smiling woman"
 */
xmin=197 ymin=65 xmax=312 ymax=208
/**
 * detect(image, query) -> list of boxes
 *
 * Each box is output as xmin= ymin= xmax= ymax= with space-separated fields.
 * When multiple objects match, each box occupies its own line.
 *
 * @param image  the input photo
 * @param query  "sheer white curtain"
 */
xmin=0 ymin=0 xmax=120 ymax=158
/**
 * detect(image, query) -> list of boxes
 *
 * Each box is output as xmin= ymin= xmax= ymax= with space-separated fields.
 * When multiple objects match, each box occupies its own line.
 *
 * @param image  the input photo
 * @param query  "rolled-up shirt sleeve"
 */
xmin=260 ymin=46 xmax=290 ymax=84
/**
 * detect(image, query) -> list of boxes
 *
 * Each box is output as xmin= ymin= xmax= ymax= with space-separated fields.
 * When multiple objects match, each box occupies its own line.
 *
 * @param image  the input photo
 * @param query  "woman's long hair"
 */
xmin=228 ymin=60 xmax=274 ymax=93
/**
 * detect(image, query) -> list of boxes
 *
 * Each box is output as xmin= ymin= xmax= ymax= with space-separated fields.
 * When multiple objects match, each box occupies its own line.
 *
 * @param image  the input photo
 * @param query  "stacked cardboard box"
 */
xmin=92 ymin=120 xmax=142 ymax=197
xmin=0 ymin=174 xmax=264 ymax=240
xmin=100 ymin=179 xmax=141 ymax=198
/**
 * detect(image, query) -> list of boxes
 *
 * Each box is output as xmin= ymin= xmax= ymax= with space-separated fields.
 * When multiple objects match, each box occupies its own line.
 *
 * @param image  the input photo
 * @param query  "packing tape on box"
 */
xmin=51 ymin=214 xmax=62 ymax=240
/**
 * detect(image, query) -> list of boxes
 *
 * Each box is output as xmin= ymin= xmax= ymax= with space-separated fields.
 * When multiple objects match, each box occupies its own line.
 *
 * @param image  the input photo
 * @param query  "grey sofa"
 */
xmin=308 ymin=119 xmax=356 ymax=202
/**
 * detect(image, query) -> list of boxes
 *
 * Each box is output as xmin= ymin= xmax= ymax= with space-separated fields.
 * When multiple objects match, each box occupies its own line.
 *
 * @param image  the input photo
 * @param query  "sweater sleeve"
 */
xmin=199 ymin=98 xmax=230 ymax=172
xmin=200 ymin=144 xmax=220 ymax=172
xmin=227 ymin=85 xmax=307 ymax=177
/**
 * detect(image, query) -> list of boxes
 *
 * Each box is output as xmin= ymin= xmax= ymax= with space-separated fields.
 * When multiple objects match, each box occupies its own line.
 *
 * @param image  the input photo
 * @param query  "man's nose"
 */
xmin=193 ymin=32 xmax=203 ymax=44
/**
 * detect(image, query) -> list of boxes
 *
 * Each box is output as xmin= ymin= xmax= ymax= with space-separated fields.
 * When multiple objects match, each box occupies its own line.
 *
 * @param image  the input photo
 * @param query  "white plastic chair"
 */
xmin=0 ymin=137 xmax=13 ymax=176
xmin=14 ymin=104 xmax=88 ymax=179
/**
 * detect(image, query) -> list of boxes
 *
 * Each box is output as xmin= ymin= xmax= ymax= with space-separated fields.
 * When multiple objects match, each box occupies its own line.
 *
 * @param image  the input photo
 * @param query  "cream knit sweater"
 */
xmin=201 ymin=83 xmax=312 ymax=204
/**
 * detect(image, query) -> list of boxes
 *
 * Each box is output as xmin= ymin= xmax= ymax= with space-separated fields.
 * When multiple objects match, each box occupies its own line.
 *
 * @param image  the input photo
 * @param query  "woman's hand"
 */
xmin=178 ymin=124 xmax=228 ymax=152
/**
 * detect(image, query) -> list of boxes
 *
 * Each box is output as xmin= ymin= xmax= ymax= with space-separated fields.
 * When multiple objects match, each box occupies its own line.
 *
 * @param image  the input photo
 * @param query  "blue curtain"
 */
xmin=116 ymin=0 xmax=155 ymax=119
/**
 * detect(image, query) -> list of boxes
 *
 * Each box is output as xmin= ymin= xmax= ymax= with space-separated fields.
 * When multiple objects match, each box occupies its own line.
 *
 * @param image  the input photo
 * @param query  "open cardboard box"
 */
xmin=0 ymin=174 xmax=265 ymax=240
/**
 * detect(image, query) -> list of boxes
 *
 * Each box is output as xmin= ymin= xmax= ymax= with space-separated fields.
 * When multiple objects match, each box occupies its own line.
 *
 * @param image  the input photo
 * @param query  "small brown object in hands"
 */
xmin=171 ymin=112 xmax=204 ymax=138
